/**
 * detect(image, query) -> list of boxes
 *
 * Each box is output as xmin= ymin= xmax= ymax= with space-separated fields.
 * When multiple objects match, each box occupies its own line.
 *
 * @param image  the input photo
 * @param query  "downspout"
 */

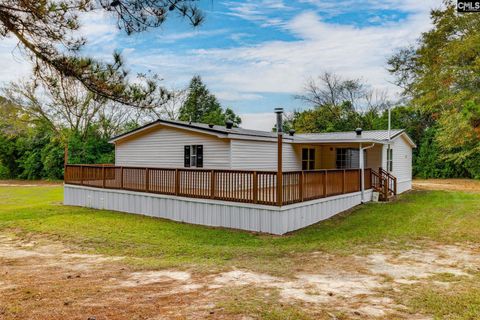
xmin=387 ymin=106 xmax=391 ymax=172
xmin=360 ymin=143 xmax=375 ymax=203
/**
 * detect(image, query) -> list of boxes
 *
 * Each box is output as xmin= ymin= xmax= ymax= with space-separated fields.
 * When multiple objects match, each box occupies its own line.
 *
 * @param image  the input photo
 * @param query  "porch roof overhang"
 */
xmin=290 ymin=138 xmax=388 ymax=145
xmin=291 ymin=129 xmax=417 ymax=148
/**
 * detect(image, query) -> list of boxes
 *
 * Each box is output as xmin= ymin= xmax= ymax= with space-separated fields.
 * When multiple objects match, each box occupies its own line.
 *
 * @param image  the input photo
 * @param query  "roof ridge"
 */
xmin=110 ymin=118 xmax=409 ymax=144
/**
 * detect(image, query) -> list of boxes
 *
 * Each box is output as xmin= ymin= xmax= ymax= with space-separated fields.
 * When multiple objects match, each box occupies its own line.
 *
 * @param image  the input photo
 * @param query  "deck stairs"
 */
xmin=371 ymin=168 xmax=397 ymax=201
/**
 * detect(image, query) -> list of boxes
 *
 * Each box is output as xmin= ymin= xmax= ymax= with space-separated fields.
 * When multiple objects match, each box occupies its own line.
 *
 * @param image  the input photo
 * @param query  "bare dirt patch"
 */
xmin=0 ymin=235 xmax=213 ymax=319
xmin=0 ymin=179 xmax=62 ymax=187
xmin=1 ymin=233 xmax=479 ymax=319
xmin=413 ymin=179 xmax=480 ymax=192
xmin=116 ymin=270 xmax=192 ymax=287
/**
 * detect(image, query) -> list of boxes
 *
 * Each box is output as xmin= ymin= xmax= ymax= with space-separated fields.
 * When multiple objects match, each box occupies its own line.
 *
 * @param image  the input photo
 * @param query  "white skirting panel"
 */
xmin=397 ymin=180 xmax=412 ymax=194
xmin=64 ymin=185 xmax=372 ymax=235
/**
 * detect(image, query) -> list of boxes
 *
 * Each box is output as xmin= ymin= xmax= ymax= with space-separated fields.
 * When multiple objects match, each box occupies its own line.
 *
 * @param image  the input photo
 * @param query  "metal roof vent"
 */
xmin=289 ymin=129 xmax=295 ymax=136
xmin=355 ymin=128 xmax=363 ymax=136
xmin=225 ymin=120 xmax=234 ymax=129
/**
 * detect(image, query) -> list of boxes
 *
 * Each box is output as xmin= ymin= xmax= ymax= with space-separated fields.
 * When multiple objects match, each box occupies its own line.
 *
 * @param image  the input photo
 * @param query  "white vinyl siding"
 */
xmin=365 ymin=144 xmax=383 ymax=170
xmin=230 ymin=140 xmax=301 ymax=171
xmin=380 ymin=134 xmax=412 ymax=194
xmin=391 ymin=135 xmax=413 ymax=184
xmin=115 ymin=126 xmax=230 ymax=169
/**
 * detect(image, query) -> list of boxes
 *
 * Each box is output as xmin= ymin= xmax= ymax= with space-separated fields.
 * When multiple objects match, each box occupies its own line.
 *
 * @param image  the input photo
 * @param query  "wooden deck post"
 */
xmin=145 ymin=168 xmax=150 ymax=192
xmin=175 ymin=169 xmax=180 ymax=196
xmin=275 ymin=107 xmax=284 ymax=206
xmin=102 ymin=166 xmax=106 ymax=188
xmin=323 ymin=170 xmax=328 ymax=197
xmin=80 ymin=166 xmax=84 ymax=185
xmin=120 ymin=167 xmax=124 ymax=189
xmin=277 ymin=137 xmax=283 ymax=206
xmin=253 ymin=171 xmax=258 ymax=203
xmin=393 ymin=176 xmax=397 ymax=195
xmin=299 ymin=171 xmax=304 ymax=202
xmin=358 ymin=169 xmax=362 ymax=191
xmin=383 ymin=179 xmax=388 ymax=199
xmin=210 ymin=170 xmax=215 ymax=199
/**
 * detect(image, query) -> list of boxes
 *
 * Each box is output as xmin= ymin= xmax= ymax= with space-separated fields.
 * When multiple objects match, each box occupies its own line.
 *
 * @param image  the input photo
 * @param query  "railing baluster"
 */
xmin=175 ymin=169 xmax=179 ymax=196
xmin=210 ymin=170 xmax=215 ymax=199
xmin=145 ymin=168 xmax=149 ymax=192
xmin=65 ymin=165 xmax=380 ymax=205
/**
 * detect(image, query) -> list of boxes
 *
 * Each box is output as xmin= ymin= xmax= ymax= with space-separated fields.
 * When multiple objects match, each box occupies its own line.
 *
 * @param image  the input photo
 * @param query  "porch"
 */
xmin=64 ymin=165 xmax=395 ymax=206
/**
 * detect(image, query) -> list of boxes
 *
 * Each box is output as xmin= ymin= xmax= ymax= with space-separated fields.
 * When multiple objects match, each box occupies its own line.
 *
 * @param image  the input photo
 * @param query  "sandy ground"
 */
xmin=1 ymin=234 xmax=479 ymax=319
xmin=0 ymin=180 xmax=62 ymax=187
xmin=413 ymin=179 xmax=480 ymax=192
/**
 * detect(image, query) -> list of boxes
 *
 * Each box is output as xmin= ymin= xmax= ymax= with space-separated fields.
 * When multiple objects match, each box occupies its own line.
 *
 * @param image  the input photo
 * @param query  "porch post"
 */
xmin=359 ymin=143 xmax=365 ymax=202
xmin=275 ymin=108 xmax=284 ymax=206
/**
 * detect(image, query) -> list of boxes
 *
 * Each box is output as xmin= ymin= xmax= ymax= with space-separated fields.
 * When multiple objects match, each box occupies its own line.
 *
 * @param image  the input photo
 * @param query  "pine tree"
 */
xmin=178 ymin=76 xmax=241 ymax=126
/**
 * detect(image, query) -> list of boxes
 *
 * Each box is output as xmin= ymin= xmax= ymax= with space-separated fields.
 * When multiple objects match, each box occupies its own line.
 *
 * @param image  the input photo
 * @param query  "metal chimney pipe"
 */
xmin=274 ymin=107 xmax=284 ymax=134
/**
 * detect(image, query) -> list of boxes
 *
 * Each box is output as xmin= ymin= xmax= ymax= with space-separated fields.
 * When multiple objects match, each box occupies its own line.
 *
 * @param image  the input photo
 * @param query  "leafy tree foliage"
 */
xmin=67 ymin=126 xmax=115 ymax=165
xmin=388 ymin=1 xmax=480 ymax=178
xmin=178 ymin=76 xmax=242 ymax=126
xmin=4 ymin=76 xmax=138 ymax=141
xmin=0 ymin=95 xmax=116 ymax=180
xmin=0 ymin=73 xmax=243 ymax=180
xmin=0 ymin=0 xmax=203 ymax=109
xmin=289 ymin=70 xmax=464 ymax=178
xmin=290 ymin=72 xmax=391 ymax=133
xmin=414 ymin=126 xmax=466 ymax=178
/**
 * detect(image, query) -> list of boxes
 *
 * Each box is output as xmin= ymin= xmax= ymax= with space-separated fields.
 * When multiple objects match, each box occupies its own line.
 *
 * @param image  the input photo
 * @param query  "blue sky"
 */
xmin=0 ymin=0 xmax=442 ymax=130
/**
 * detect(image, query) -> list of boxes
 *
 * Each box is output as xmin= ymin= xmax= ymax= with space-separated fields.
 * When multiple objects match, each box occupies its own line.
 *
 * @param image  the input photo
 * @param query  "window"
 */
xmin=336 ymin=148 xmax=350 ymax=169
xmin=184 ymin=145 xmax=203 ymax=168
xmin=336 ymin=148 xmax=366 ymax=169
xmin=387 ymin=146 xmax=393 ymax=172
xmin=302 ymin=148 xmax=315 ymax=170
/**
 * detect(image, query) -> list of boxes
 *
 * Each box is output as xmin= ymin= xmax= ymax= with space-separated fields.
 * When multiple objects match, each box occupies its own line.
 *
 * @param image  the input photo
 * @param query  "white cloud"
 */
xmin=222 ymin=0 xmax=291 ymax=27
xmin=300 ymin=0 xmax=442 ymax=16
xmin=137 ymin=3 xmax=440 ymax=103
xmin=240 ymin=112 xmax=275 ymax=130
xmin=157 ymin=29 xmax=230 ymax=42
xmin=0 ymin=0 xmax=443 ymax=123
xmin=0 ymin=39 xmax=31 ymax=87
xmin=0 ymin=10 xmax=119 ymax=87
xmin=80 ymin=11 xmax=118 ymax=44
xmin=215 ymin=91 xmax=263 ymax=101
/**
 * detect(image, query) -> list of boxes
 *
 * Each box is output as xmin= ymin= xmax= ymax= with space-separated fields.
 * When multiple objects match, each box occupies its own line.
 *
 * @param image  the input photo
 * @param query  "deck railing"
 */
xmin=64 ymin=165 xmax=372 ymax=206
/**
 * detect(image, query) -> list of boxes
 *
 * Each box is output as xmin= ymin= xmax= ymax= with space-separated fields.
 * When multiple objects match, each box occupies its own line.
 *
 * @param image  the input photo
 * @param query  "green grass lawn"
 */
xmin=1 ymin=185 xmax=480 ymax=319
xmin=1 ymin=185 xmax=479 ymax=272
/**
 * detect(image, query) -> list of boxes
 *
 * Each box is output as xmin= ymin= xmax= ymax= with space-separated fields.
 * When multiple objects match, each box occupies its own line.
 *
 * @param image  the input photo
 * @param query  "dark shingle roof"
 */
xmin=110 ymin=119 xmax=411 ymax=145
xmin=164 ymin=119 xmax=281 ymax=138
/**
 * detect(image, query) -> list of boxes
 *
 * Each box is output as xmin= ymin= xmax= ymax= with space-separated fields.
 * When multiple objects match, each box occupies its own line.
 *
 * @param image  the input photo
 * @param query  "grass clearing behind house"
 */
xmin=0 ymin=185 xmax=479 ymax=273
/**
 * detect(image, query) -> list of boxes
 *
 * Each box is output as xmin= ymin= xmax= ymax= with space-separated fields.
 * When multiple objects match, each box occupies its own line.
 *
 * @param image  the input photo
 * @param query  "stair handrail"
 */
xmin=371 ymin=170 xmax=385 ymax=197
xmin=379 ymin=167 xmax=397 ymax=196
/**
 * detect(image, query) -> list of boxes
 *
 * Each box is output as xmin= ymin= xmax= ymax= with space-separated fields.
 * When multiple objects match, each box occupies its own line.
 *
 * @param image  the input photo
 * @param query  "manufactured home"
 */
xmin=64 ymin=110 xmax=415 ymax=234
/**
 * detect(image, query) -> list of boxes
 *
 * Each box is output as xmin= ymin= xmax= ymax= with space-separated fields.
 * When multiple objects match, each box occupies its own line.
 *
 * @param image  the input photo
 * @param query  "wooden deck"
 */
xmin=64 ymin=165 xmax=373 ymax=206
